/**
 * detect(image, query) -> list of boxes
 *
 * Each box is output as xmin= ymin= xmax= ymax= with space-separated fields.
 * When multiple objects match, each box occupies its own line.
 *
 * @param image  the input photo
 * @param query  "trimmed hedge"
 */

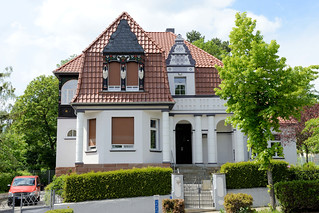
xmin=64 ymin=167 xmax=172 ymax=202
xmin=274 ymin=180 xmax=319 ymax=213
xmin=45 ymin=209 xmax=73 ymax=213
xmin=220 ymin=160 xmax=291 ymax=189
xmin=224 ymin=193 xmax=253 ymax=213
xmin=0 ymin=171 xmax=32 ymax=192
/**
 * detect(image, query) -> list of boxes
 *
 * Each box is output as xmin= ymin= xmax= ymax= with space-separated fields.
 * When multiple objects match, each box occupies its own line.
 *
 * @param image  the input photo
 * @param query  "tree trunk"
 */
xmin=305 ymin=145 xmax=309 ymax=163
xmin=267 ymin=169 xmax=276 ymax=210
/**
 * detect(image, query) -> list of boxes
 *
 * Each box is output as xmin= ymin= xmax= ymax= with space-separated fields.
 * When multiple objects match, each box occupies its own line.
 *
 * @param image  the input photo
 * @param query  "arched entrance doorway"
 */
xmin=216 ymin=120 xmax=234 ymax=164
xmin=176 ymin=122 xmax=192 ymax=164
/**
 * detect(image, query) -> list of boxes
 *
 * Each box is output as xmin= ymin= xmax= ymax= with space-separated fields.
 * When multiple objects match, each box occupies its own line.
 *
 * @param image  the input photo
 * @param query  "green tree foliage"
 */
xmin=186 ymin=30 xmax=204 ymax=43
xmin=302 ymin=116 xmax=319 ymax=153
xmin=10 ymin=75 xmax=59 ymax=170
xmin=56 ymin=54 xmax=77 ymax=68
xmin=186 ymin=30 xmax=231 ymax=60
xmin=215 ymin=12 xmax=318 ymax=208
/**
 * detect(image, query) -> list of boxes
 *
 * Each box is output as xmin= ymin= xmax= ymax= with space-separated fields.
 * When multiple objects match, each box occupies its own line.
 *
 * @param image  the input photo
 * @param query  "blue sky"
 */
xmin=1 ymin=0 xmax=319 ymax=96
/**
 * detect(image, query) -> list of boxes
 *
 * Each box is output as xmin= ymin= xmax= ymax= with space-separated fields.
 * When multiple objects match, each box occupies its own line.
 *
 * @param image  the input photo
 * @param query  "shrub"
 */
xmin=274 ymin=180 xmax=319 ymax=213
xmin=64 ymin=167 xmax=172 ymax=202
xmin=220 ymin=160 xmax=291 ymax=189
xmin=224 ymin=193 xmax=253 ymax=213
xmin=0 ymin=171 xmax=31 ymax=192
xmin=162 ymin=199 xmax=185 ymax=213
xmin=45 ymin=209 xmax=73 ymax=213
xmin=289 ymin=163 xmax=319 ymax=181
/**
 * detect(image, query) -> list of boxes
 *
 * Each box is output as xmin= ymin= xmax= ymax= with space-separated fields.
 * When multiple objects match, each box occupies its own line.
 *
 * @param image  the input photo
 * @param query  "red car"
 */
xmin=7 ymin=176 xmax=41 ymax=206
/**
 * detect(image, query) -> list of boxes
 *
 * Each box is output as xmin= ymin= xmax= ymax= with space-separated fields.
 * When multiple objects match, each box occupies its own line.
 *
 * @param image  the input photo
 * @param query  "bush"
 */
xmin=220 ymin=160 xmax=291 ymax=189
xmin=224 ymin=193 xmax=253 ymax=213
xmin=274 ymin=180 xmax=319 ymax=213
xmin=162 ymin=199 xmax=185 ymax=213
xmin=0 ymin=171 xmax=31 ymax=192
xmin=289 ymin=163 xmax=319 ymax=181
xmin=44 ymin=175 xmax=68 ymax=204
xmin=45 ymin=209 xmax=73 ymax=213
xmin=64 ymin=167 xmax=172 ymax=202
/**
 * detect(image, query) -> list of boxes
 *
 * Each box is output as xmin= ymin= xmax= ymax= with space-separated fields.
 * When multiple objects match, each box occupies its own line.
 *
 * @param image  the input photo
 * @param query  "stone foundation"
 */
xmin=56 ymin=163 xmax=171 ymax=176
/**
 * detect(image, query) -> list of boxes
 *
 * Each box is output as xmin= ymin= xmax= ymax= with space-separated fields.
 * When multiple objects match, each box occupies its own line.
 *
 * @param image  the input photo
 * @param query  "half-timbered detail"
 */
xmin=54 ymin=12 xmax=297 ymax=176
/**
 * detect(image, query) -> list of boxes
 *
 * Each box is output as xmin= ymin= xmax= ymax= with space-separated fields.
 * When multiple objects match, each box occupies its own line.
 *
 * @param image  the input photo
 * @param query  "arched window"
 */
xmin=61 ymin=80 xmax=77 ymax=105
xmin=66 ymin=130 xmax=76 ymax=138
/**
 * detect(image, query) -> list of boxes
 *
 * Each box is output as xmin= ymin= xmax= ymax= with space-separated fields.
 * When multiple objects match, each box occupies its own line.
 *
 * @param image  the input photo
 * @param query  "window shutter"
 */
xmin=112 ymin=117 xmax=134 ymax=144
xmin=127 ymin=62 xmax=138 ymax=86
xmin=108 ymin=62 xmax=121 ymax=86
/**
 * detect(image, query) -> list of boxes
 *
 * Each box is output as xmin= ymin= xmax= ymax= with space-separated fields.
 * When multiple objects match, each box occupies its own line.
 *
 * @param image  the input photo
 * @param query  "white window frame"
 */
xmin=270 ymin=134 xmax=283 ymax=159
xmin=174 ymin=77 xmax=186 ymax=95
xmin=150 ymin=119 xmax=160 ymax=151
xmin=61 ymin=80 xmax=77 ymax=105
xmin=65 ymin=129 xmax=76 ymax=140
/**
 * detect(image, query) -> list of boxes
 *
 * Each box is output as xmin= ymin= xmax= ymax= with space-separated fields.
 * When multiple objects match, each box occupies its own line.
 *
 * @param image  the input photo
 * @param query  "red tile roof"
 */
xmin=55 ymin=12 xmax=224 ymax=103
xmin=53 ymin=54 xmax=84 ymax=74
xmin=147 ymin=32 xmax=223 ymax=67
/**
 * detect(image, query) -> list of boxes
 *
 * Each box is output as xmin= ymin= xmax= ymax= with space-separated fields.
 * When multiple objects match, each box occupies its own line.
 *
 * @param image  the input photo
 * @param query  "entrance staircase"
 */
xmin=173 ymin=165 xmax=220 ymax=209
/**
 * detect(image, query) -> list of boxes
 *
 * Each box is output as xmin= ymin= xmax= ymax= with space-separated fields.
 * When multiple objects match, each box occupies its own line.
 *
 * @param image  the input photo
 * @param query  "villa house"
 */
xmin=54 ymin=12 xmax=297 ymax=175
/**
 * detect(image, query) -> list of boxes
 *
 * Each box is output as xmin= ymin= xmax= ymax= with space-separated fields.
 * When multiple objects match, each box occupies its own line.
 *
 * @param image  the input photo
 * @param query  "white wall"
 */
xmin=56 ymin=118 xmax=77 ymax=167
xmin=167 ymin=72 xmax=195 ymax=95
xmin=54 ymin=195 xmax=171 ymax=213
xmin=228 ymin=188 xmax=277 ymax=207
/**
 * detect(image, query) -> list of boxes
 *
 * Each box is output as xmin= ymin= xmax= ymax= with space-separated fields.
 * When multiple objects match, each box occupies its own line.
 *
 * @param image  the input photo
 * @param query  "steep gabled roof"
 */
xmin=147 ymin=32 xmax=223 ymax=67
xmin=53 ymin=54 xmax=84 ymax=74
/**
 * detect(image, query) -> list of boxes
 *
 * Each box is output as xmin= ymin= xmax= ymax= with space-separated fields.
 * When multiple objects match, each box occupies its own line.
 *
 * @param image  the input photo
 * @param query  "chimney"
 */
xmin=166 ymin=28 xmax=175 ymax=34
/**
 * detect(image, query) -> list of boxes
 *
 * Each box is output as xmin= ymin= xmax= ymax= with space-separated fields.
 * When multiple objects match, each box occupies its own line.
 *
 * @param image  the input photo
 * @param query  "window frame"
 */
xmin=111 ymin=117 xmax=135 ymax=151
xmin=126 ymin=62 xmax=139 ymax=91
xmin=108 ymin=62 xmax=121 ymax=91
xmin=88 ymin=118 xmax=97 ymax=150
xmin=174 ymin=77 xmax=186 ymax=95
xmin=61 ymin=80 xmax=77 ymax=105
xmin=270 ymin=134 xmax=283 ymax=159
xmin=150 ymin=119 xmax=160 ymax=151
xmin=65 ymin=129 xmax=76 ymax=140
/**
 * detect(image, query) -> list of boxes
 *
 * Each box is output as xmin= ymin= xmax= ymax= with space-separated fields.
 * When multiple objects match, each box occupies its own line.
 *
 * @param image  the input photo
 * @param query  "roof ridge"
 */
xmin=53 ymin=54 xmax=83 ymax=73
xmin=83 ymin=12 xmax=163 ymax=53
xmin=184 ymin=40 xmax=223 ymax=67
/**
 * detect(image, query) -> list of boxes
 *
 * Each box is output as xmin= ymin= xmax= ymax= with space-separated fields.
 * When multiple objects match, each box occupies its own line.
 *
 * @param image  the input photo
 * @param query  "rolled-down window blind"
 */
xmin=112 ymin=117 xmax=134 ymax=144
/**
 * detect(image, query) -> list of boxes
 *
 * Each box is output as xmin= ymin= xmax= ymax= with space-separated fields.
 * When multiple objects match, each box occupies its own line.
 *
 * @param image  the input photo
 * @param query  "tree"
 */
xmin=56 ymin=54 xmax=77 ymax=68
xmin=10 ymin=75 xmax=59 ymax=170
xmin=301 ymin=113 xmax=319 ymax=155
xmin=215 ymin=12 xmax=318 ymax=209
xmin=186 ymin=30 xmax=204 ymax=43
xmin=192 ymin=38 xmax=231 ymax=60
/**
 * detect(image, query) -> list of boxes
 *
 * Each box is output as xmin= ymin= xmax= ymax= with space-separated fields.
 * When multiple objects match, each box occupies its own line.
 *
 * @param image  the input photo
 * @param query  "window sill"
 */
xmin=85 ymin=150 xmax=97 ymax=153
xmin=110 ymin=149 xmax=136 ymax=152
xmin=64 ymin=137 xmax=76 ymax=140
xmin=272 ymin=156 xmax=284 ymax=159
xmin=150 ymin=149 xmax=162 ymax=153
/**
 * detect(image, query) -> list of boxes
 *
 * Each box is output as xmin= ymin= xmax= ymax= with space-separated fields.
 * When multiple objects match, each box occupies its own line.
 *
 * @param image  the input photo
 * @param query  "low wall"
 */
xmin=54 ymin=195 xmax=171 ymax=213
xmin=227 ymin=187 xmax=278 ymax=207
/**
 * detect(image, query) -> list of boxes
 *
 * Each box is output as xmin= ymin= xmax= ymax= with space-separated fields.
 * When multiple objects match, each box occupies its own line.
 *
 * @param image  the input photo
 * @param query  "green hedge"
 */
xmin=0 ymin=171 xmax=32 ymax=192
xmin=64 ymin=167 xmax=172 ymax=202
xmin=274 ymin=180 xmax=319 ymax=213
xmin=45 ymin=209 xmax=73 ymax=213
xmin=220 ymin=160 xmax=291 ymax=189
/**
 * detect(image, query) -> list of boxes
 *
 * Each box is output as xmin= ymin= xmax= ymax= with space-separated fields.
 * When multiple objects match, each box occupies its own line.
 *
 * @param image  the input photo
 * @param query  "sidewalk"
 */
xmin=185 ymin=207 xmax=272 ymax=212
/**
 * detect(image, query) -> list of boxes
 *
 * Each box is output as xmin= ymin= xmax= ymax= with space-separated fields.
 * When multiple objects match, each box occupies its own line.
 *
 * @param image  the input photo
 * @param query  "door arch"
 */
xmin=175 ymin=122 xmax=192 ymax=164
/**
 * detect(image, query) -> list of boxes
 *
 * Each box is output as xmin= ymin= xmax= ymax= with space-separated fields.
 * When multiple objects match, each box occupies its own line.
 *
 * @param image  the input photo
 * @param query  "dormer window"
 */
xmin=102 ymin=19 xmax=145 ymax=92
xmin=174 ymin=77 xmax=186 ymax=95
xmin=61 ymin=80 xmax=77 ymax=104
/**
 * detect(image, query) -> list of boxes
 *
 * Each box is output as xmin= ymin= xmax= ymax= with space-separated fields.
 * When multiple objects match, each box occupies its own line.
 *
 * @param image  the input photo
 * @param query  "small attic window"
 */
xmin=61 ymin=80 xmax=77 ymax=105
xmin=108 ymin=62 xmax=121 ymax=91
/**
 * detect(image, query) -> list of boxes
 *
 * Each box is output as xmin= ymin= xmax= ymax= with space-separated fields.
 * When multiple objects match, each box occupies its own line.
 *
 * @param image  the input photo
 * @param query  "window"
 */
xmin=88 ymin=119 xmax=96 ymax=149
xmin=150 ymin=119 xmax=160 ymax=150
xmin=126 ymin=62 xmax=139 ymax=91
xmin=61 ymin=80 xmax=77 ymax=104
xmin=66 ymin=130 xmax=76 ymax=139
xmin=271 ymin=134 xmax=283 ymax=158
xmin=108 ymin=62 xmax=121 ymax=91
xmin=112 ymin=117 xmax=134 ymax=149
xmin=174 ymin=77 xmax=186 ymax=95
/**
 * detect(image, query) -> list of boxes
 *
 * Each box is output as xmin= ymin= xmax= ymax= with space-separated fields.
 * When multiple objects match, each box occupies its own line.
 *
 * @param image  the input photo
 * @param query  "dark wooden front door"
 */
xmin=176 ymin=124 xmax=192 ymax=164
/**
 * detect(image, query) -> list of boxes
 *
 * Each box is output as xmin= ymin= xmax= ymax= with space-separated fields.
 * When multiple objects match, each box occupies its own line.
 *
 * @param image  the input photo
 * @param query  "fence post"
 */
xmin=212 ymin=173 xmax=226 ymax=210
xmin=171 ymin=174 xmax=184 ymax=199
